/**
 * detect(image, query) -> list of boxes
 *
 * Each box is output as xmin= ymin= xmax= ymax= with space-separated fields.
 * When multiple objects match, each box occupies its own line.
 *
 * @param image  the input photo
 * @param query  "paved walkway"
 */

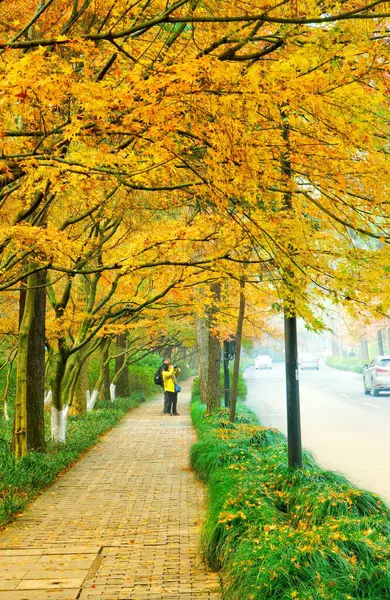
xmin=0 ymin=383 xmax=221 ymax=599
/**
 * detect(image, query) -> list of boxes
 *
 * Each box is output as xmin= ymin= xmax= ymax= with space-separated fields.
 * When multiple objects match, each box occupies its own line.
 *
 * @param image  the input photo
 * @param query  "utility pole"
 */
xmin=284 ymin=314 xmax=302 ymax=468
xmin=281 ymin=102 xmax=302 ymax=469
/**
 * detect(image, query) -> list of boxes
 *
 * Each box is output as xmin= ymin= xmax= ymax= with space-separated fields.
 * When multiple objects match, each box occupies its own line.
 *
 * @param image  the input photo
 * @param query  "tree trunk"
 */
xmin=360 ymin=338 xmax=369 ymax=361
xmin=23 ymin=270 xmax=46 ymax=452
xmin=50 ymin=348 xmax=67 ymax=442
xmin=187 ymin=349 xmax=197 ymax=372
xmin=88 ymin=340 xmax=111 ymax=410
xmin=13 ymin=271 xmax=37 ymax=458
xmin=69 ymin=351 xmax=88 ymax=415
xmin=100 ymin=338 xmax=111 ymax=401
xmin=229 ymin=281 xmax=245 ymax=423
xmin=51 ymin=350 xmax=66 ymax=411
xmin=206 ymin=330 xmax=221 ymax=413
xmin=205 ymin=282 xmax=221 ymax=414
xmin=195 ymin=315 xmax=209 ymax=404
xmin=115 ymin=334 xmax=130 ymax=397
xmin=377 ymin=329 xmax=384 ymax=355
xmin=176 ymin=346 xmax=187 ymax=363
xmin=2 ymin=360 xmax=13 ymax=421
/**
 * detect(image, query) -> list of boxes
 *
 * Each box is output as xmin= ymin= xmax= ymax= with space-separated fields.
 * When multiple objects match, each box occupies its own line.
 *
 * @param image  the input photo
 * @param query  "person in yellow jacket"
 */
xmin=162 ymin=361 xmax=181 ymax=415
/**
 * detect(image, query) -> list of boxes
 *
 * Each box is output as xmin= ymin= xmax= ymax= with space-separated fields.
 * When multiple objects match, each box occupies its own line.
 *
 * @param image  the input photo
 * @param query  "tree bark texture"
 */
xmin=13 ymin=271 xmax=37 ymax=458
xmin=205 ymin=282 xmax=221 ymax=414
xmin=100 ymin=338 xmax=111 ymax=401
xmin=27 ymin=270 xmax=46 ymax=451
xmin=229 ymin=281 xmax=245 ymax=423
xmin=51 ymin=350 xmax=66 ymax=411
xmin=377 ymin=329 xmax=384 ymax=355
xmin=195 ymin=315 xmax=209 ymax=404
xmin=1 ymin=360 xmax=13 ymax=420
xmin=69 ymin=351 xmax=88 ymax=415
xmin=115 ymin=334 xmax=130 ymax=397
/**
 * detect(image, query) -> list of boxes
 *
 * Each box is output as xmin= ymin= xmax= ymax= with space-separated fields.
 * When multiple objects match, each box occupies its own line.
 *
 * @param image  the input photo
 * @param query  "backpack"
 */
xmin=154 ymin=365 xmax=164 ymax=386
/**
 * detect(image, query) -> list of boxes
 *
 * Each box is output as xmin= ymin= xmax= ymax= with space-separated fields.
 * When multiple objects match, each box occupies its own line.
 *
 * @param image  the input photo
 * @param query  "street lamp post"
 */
xmin=284 ymin=313 xmax=302 ymax=468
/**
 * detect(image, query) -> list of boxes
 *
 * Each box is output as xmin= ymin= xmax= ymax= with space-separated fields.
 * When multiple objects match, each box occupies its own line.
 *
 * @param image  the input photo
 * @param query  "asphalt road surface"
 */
xmin=244 ymin=362 xmax=390 ymax=506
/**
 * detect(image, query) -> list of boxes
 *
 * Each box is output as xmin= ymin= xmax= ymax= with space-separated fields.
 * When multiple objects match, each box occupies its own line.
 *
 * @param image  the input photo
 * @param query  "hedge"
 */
xmin=325 ymin=356 xmax=367 ymax=374
xmin=190 ymin=394 xmax=390 ymax=600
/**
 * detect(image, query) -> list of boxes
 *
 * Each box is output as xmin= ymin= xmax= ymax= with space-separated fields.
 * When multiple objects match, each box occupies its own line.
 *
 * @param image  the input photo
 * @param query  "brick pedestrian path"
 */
xmin=0 ymin=383 xmax=221 ymax=600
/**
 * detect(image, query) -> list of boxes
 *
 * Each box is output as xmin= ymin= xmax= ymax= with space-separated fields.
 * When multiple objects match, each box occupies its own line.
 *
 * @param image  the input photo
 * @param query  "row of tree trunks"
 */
xmin=11 ymin=282 xmax=134 ymax=453
xmin=195 ymin=280 xmax=247 ymax=420
xmin=196 ymin=283 xmax=222 ymax=414
xmin=195 ymin=315 xmax=209 ymax=406
xmin=11 ymin=272 xmax=236 ymax=454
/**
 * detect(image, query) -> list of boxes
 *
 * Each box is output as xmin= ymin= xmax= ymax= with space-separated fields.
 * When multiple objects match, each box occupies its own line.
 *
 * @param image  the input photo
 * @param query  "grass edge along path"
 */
xmin=0 ymin=395 xmax=149 ymax=529
xmin=190 ymin=395 xmax=390 ymax=600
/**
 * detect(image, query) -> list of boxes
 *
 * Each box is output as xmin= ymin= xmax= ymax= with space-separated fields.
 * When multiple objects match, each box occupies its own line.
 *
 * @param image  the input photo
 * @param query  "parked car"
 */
xmin=299 ymin=353 xmax=320 ymax=370
xmin=363 ymin=355 xmax=390 ymax=396
xmin=255 ymin=355 xmax=272 ymax=370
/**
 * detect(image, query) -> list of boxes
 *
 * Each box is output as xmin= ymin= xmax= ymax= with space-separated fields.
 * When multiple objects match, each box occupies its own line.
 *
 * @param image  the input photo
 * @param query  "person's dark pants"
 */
xmin=166 ymin=391 xmax=178 ymax=415
xmin=163 ymin=390 xmax=170 ymax=414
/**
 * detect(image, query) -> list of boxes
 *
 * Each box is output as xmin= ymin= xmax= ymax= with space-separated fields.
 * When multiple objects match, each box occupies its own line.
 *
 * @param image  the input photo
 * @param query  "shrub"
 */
xmin=191 ymin=398 xmax=390 ymax=599
xmin=127 ymin=364 xmax=156 ymax=398
xmin=326 ymin=356 xmax=367 ymax=374
xmin=87 ymin=351 xmax=163 ymax=390
xmin=132 ymin=353 xmax=162 ymax=370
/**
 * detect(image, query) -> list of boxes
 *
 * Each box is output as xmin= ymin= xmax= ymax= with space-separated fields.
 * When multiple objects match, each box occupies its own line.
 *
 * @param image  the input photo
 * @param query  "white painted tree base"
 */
xmin=51 ymin=405 xmax=69 ymax=443
xmin=110 ymin=383 xmax=116 ymax=402
xmin=87 ymin=389 xmax=98 ymax=411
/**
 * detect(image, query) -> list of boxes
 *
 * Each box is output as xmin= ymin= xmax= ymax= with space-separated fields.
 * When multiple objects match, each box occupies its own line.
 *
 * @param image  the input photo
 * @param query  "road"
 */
xmin=244 ymin=362 xmax=390 ymax=506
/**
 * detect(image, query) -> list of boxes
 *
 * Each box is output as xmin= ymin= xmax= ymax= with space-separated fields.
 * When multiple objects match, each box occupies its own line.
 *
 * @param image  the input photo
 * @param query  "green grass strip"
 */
xmin=190 ymin=396 xmax=390 ymax=600
xmin=0 ymin=395 xmax=147 ymax=529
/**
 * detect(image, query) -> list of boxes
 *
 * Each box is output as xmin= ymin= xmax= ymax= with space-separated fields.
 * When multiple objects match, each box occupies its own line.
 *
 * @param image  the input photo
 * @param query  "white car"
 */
xmin=299 ymin=353 xmax=320 ymax=370
xmin=255 ymin=355 xmax=272 ymax=370
xmin=363 ymin=355 xmax=390 ymax=396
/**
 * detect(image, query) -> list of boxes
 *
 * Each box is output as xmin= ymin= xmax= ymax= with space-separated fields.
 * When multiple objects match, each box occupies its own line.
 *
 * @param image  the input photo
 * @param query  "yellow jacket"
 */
xmin=162 ymin=366 xmax=181 ymax=393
